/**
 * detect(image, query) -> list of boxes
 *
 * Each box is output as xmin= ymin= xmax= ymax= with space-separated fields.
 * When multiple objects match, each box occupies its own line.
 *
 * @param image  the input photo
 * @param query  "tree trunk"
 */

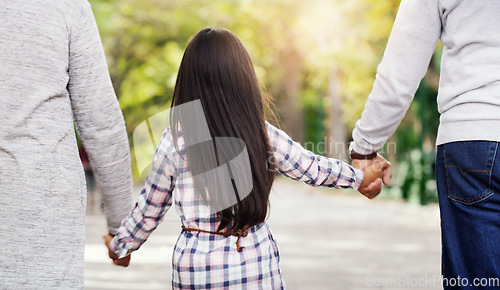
xmin=326 ymin=69 xmax=347 ymax=160
xmin=277 ymin=45 xmax=304 ymax=143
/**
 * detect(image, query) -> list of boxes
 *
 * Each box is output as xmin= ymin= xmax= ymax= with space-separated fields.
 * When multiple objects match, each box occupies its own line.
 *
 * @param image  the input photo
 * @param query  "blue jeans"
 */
xmin=436 ymin=141 xmax=500 ymax=289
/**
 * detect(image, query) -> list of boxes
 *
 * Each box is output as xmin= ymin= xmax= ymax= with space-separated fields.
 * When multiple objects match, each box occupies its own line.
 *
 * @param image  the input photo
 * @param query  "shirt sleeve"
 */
xmin=67 ymin=2 xmax=132 ymax=234
xmin=109 ymin=130 xmax=177 ymax=258
xmin=352 ymin=0 xmax=441 ymax=154
xmin=267 ymin=122 xmax=364 ymax=190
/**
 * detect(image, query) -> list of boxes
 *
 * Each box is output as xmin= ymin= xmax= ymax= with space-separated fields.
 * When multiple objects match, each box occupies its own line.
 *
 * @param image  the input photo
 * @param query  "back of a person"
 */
xmin=437 ymin=0 xmax=500 ymax=144
xmin=352 ymin=0 xmax=500 ymax=287
xmin=0 ymin=0 xmax=93 ymax=287
xmin=434 ymin=1 xmax=500 ymax=285
xmin=108 ymin=27 xmax=384 ymax=289
xmin=144 ymin=125 xmax=284 ymax=288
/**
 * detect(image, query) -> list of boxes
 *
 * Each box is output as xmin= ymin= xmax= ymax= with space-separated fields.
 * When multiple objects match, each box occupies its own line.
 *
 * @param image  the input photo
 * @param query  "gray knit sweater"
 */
xmin=0 ymin=0 xmax=132 ymax=288
xmin=352 ymin=0 xmax=500 ymax=154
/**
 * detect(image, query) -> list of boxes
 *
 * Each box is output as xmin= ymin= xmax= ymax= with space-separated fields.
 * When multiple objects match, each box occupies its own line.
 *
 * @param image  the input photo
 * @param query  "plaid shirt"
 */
xmin=110 ymin=122 xmax=363 ymax=289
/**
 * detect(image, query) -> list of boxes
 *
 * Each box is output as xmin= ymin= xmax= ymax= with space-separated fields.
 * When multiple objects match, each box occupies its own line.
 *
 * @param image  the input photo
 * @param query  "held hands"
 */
xmin=103 ymin=234 xmax=131 ymax=267
xmin=354 ymin=154 xmax=392 ymax=199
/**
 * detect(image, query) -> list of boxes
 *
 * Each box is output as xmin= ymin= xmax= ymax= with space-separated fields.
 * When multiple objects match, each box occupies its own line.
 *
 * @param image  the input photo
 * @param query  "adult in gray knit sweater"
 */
xmin=0 ymin=0 xmax=132 ymax=288
xmin=350 ymin=0 xmax=500 ymax=288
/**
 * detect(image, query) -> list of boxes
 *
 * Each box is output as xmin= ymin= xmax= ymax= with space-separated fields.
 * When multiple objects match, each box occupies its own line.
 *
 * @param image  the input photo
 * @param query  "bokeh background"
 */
xmin=84 ymin=0 xmax=444 ymax=288
xmin=91 ymin=0 xmax=441 ymax=203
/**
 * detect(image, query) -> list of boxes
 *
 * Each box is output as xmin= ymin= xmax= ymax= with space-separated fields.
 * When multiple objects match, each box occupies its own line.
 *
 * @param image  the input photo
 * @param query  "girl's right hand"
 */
xmin=356 ymin=156 xmax=391 ymax=199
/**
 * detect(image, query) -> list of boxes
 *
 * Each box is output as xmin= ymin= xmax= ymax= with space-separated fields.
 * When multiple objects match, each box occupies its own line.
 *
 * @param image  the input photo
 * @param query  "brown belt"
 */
xmin=181 ymin=226 xmax=249 ymax=252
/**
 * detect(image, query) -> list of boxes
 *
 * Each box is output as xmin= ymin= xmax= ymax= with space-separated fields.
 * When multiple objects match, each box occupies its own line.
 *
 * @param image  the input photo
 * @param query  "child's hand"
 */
xmin=103 ymin=234 xmax=131 ymax=267
xmin=356 ymin=156 xmax=391 ymax=199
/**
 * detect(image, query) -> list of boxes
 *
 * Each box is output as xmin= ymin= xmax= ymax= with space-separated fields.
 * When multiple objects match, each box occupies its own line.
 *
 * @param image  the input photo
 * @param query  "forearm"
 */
xmin=71 ymin=89 xmax=133 ymax=233
xmin=109 ymin=187 xmax=173 ymax=258
xmin=352 ymin=0 xmax=441 ymax=154
xmin=290 ymin=157 xmax=364 ymax=190
xmin=267 ymin=122 xmax=363 ymax=189
xmin=87 ymin=131 xmax=132 ymax=234
xmin=274 ymin=146 xmax=364 ymax=190
xmin=109 ymin=153 xmax=175 ymax=257
xmin=68 ymin=2 xmax=133 ymax=233
xmin=109 ymin=205 xmax=152 ymax=258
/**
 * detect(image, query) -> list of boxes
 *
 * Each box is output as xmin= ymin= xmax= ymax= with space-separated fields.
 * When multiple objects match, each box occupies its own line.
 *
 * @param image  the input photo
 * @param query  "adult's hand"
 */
xmin=354 ymin=154 xmax=392 ymax=199
xmin=103 ymin=234 xmax=131 ymax=267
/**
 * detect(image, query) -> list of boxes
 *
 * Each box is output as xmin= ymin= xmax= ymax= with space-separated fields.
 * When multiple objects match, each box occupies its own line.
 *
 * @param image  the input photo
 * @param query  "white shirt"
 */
xmin=353 ymin=0 xmax=500 ymax=154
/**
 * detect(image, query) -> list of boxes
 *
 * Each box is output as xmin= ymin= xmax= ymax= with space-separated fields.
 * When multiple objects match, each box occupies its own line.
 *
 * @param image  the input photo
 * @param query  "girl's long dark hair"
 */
xmin=170 ymin=28 xmax=276 ymax=231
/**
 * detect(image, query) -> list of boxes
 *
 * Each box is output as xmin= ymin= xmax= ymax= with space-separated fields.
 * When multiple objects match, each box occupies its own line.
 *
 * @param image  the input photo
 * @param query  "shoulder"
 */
xmin=157 ymin=127 xmax=183 ymax=161
xmin=158 ymin=127 xmax=176 ymax=152
xmin=57 ymin=0 xmax=91 ymax=13
xmin=29 ymin=0 xmax=93 ymax=35
xmin=33 ymin=0 xmax=91 ymax=17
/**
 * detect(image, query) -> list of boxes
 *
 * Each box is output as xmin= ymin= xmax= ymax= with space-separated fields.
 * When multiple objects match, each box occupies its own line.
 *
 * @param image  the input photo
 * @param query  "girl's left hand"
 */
xmin=103 ymin=234 xmax=131 ymax=267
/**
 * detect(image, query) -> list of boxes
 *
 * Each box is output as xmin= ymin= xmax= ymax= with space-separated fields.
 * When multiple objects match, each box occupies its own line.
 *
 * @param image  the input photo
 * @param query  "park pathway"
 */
xmin=84 ymin=178 xmax=442 ymax=290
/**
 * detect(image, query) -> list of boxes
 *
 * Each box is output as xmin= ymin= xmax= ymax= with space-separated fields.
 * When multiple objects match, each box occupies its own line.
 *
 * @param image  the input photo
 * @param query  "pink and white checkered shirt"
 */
xmin=110 ymin=122 xmax=364 ymax=289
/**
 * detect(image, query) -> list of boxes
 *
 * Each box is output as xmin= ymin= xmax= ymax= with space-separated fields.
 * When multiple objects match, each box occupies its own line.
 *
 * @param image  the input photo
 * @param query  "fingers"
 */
xmin=371 ymin=159 xmax=390 ymax=172
xmin=103 ymin=234 xmax=113 ymax=247
xmin=354 ymin=154 xmax=392 ymax=199
xmin=359 ymin=178 xmax=382 ymax=199
xmin=382 ymin=167 xmax=392 ymax=185
xmin=103 ymin=234 xmax=119 ymax=260
xmin=103 ymin=234 xmax=130 ymax=266
xmin=113 ymin=255 xmax=131 ymax=267
xmin=374 ymin=157 xmax=391 ymax=186
xmin=108 ymin=248 xmax=119 ymax=260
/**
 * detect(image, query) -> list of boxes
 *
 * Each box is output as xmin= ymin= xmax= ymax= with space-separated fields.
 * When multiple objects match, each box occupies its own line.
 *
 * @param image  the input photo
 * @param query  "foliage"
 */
xmin=301 ymin=87 xmax=326 ymax=154
xmin=90 ymin=0 xmax=442 ymax=205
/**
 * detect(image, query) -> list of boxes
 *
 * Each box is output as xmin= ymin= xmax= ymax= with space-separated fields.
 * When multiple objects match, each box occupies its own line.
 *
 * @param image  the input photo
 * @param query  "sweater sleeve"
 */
xmin=352 ymin=0 xmax=441 ymax=154
xmin=67 ymin=2 xmax=132 ymax=234
xmin=110 ymin=130 xmax=176 ymax=258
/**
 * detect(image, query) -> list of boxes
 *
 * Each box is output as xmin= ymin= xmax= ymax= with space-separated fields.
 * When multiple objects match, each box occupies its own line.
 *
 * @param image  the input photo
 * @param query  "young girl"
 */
xmin=105 ymin=27 xmax=385 ymax=289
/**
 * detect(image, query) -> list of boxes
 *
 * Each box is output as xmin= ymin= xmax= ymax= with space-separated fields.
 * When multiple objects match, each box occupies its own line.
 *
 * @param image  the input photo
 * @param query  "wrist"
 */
xmin=353 ymin=168 xmax=365 ymax=191
xmin=349 ymin=142 xmax=377 ymax=160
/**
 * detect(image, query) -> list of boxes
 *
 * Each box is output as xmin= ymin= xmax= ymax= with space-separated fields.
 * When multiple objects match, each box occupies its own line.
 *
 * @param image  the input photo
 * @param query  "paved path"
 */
xmin=84 ymin=178 xmax=442 ymax=289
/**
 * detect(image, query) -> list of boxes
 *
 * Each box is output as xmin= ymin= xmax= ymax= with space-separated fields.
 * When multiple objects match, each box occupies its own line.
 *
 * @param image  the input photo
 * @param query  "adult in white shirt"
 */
xmin=350 ymin=0 xmax=500 ymax=288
